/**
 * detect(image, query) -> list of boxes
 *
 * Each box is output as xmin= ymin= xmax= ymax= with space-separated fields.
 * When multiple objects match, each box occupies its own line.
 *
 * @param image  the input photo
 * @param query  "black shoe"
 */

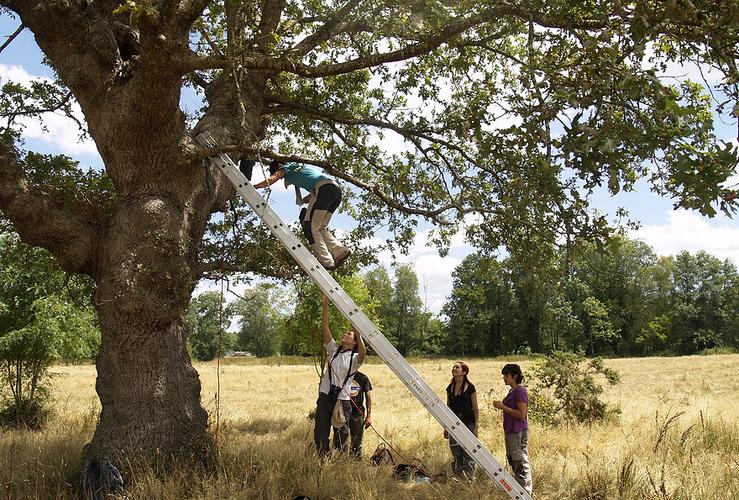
xmin=239 ymin=158 xmax=255 ymax=179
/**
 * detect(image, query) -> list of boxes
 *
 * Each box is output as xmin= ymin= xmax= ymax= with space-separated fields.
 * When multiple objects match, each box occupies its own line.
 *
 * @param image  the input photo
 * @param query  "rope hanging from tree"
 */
xmin=213 ymin=152 xmax=272 ymax=444
xmin=214 ymin=169 xmax=229 ymax=444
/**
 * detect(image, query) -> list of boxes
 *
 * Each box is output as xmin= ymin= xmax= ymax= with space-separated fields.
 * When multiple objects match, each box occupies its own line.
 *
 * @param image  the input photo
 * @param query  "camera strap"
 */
xmin=327 ymin=348 xmax=356 ymax=393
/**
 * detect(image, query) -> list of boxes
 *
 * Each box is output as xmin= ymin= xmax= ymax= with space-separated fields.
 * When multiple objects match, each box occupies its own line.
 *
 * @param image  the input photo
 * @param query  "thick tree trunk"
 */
xmin=2 ymin=0 xmax=269 ymax=463
xmin=86 ymin=190 xmax=212 ymax=461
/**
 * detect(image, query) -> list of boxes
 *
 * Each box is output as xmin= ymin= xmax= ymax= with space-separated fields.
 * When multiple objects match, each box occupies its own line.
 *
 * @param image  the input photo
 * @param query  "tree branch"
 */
xmin=2 ymin=1 xmax=121 ymax=107
xmin=265 ymin=98 xmax=480 ymax=166
xmin=0 ymin=22 xmax=24 ymax=55
xmin=256 ymin=0 xmax=287 ymax=52
xmin=196 ymin=260 xmax=295 ymax=281
xmin=1 ymin=91 xmax=80 ymax=129
xmin=180 ymin=0 xmax=215 ymax=30
xmin=290 ymin=0 xmax=364 ymax=57
xmin=0 ymin=139 xmax=97 ymax=275
xmin=180 ymin=5 xmax=611 ymax=77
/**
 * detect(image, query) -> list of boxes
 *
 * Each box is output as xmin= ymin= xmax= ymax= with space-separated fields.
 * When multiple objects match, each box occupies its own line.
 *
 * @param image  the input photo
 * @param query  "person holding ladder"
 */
xmin=313 ymin=293 xmax=366 ymax=457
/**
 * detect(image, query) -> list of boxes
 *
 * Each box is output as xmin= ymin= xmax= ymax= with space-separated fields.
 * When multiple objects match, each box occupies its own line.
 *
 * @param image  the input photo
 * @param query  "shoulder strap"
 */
xmin=327 ymin=348 xmax=342 ymax=386
xmin=342 ymin=351 xmax=357 ymax=388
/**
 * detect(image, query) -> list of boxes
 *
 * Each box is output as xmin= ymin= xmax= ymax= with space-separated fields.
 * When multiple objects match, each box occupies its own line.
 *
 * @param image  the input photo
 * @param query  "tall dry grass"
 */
xmin=1 ymin=355 xmax=737 ymax=499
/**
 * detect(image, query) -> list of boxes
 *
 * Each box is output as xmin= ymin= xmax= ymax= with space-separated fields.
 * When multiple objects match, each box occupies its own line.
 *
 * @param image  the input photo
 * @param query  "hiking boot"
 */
xmin=333 ymin=250 xmax=352 ymax=269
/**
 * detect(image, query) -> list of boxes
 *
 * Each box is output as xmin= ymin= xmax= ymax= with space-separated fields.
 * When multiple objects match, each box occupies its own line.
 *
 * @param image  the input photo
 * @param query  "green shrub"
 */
xmin=533 ymin=351 xmax=621 ymax=424
xmin=0 ymin=296 xmax=99 ymax=429
xmin=527 ymin=387 xmax=558 ymax=426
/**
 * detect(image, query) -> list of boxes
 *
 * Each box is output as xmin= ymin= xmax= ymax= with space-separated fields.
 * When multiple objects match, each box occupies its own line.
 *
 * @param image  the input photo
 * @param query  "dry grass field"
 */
xmin=1 ymin=354 xmax=737 ymax=499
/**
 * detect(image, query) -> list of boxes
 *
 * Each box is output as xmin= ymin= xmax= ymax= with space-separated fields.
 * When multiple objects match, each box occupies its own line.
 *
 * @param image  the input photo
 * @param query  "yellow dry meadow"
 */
xmin=2 ymin=354 xmax=737 ymax=499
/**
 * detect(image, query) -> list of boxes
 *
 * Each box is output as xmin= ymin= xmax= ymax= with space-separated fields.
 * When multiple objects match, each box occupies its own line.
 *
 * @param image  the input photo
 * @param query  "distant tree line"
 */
xmin=443 ymin=236 xmax=738 ymax=356
xmin=189 ymin=235 xmax=737 ymax=359
xmin=5 ymin=227 xmax=733 ymax=366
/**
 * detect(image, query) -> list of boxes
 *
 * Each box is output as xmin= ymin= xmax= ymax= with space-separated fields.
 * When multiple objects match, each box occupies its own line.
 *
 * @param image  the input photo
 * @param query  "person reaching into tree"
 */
xmin=493 ymin=363 xmax=533 ymax=495
xmin=253 ymin=160 xmax=351 ymax=270
xmin=314 ymin=293 xmax=366 ymax=457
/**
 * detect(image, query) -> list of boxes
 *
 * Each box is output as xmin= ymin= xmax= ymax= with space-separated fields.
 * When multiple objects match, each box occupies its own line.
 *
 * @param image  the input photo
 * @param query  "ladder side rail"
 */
xmin=198 ymin=134 xmax=531 ymax=500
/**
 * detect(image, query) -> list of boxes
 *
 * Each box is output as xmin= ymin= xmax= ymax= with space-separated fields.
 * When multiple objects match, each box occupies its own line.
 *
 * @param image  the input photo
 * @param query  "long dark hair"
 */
xmin=501 ymin=363 xmax=524 ymax=384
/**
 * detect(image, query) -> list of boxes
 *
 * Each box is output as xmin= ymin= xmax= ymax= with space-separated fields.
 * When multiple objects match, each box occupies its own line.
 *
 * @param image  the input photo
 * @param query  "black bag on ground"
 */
xmin=83 ymin=457 xmax=124 ymax=500
xmin=392 ymin=462 xmax=432 ymax=483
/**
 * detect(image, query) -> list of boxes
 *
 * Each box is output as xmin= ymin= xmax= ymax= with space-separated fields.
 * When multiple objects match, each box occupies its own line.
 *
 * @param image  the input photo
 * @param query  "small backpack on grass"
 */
xmin=392 ymin=462 xmax=432 ymax=484
xmin=370 ymin=443 xmax=394 ymax=466
xmin=83 ymin=457 xmax=124 ymax=500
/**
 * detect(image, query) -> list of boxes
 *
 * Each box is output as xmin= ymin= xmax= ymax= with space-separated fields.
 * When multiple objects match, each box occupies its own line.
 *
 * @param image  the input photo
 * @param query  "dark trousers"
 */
xmin=314 ymin=392 xmax=351 ymax=457
xmin=349 ymin=413 xmax=365 ymax=458
xmin=331 ymin=400 xmax=351 ymax=452
xmin=450 ymin=421 xmax=477 ymax=476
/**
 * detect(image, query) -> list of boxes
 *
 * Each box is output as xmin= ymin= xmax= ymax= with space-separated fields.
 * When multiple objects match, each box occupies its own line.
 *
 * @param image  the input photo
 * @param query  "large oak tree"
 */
xmin=1 ymin=0 xmax=737 ymax=462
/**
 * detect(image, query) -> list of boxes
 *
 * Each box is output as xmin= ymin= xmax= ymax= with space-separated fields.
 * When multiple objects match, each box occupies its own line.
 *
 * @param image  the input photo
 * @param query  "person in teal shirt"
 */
xmin=254 ymin=160 xmax=350 ymax=269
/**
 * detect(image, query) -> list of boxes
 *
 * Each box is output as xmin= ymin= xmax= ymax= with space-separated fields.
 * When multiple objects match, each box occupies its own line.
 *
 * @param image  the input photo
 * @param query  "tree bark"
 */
xmin=86 ymin=187 xmax=211 ymax=460
xmin=0 ymin=0 xmax=255 ymax=461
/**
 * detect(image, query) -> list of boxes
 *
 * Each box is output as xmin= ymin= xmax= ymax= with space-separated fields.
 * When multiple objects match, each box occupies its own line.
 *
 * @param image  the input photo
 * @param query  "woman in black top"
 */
xmin=444 ymin=361 xmax=479 ymax=477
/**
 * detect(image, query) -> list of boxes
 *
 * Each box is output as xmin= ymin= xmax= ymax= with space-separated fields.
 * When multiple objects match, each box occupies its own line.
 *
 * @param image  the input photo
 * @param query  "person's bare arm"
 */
xmin=516 ymin=400 xmax=528 ymax=421
xmin=253 ymin=167 xmax=286 ymax=188
xmin=355 ymin=330 xmax=366 ymax=365
xmin=364 ymin=390 xmax=372 ymax=427
xmin=493 ymin=399 xmax=528 ymax=420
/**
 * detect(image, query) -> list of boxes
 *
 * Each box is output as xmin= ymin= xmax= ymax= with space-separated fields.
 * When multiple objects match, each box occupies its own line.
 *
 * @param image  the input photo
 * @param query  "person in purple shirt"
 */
xmin=493 ymin=363 xmax=533 ymax=495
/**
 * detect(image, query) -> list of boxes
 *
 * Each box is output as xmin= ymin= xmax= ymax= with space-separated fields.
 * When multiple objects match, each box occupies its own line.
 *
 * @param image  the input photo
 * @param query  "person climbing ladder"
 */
xmin=252 ymin=159 xmax=351 ymax=270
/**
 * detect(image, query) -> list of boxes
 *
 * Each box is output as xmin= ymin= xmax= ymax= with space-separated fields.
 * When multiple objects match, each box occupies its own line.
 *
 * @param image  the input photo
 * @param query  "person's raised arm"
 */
xmin=253 ymin=167 xmax=286 ymax=189
xmin=321 ymin=293 xmax=332 ymax=345
xmin=355 ymin=330 xmax=366 ymax=365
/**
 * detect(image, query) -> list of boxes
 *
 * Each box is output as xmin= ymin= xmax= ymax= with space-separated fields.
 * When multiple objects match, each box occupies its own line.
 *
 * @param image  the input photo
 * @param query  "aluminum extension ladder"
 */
xmin=197 ymin=132 xmax=532 ymax=500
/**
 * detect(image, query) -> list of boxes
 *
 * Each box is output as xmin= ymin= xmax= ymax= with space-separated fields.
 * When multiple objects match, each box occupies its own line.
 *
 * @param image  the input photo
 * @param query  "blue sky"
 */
xmin=2 ymin=13 xmax=738 ymax=314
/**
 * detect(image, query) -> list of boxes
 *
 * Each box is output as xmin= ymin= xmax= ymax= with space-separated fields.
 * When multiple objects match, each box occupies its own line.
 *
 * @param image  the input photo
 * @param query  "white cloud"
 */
xmin=371 ymin=226 xmax=474 ymax=314
xmin=0 ymin=63 xmax=98 ymax=156
xmin=631 ymin=210 xmax=739 ymax=264
xmin=657 ymin=59 xmax=724 ymax=86
xmin=0 ymin=63 xmax=35 ymax=84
